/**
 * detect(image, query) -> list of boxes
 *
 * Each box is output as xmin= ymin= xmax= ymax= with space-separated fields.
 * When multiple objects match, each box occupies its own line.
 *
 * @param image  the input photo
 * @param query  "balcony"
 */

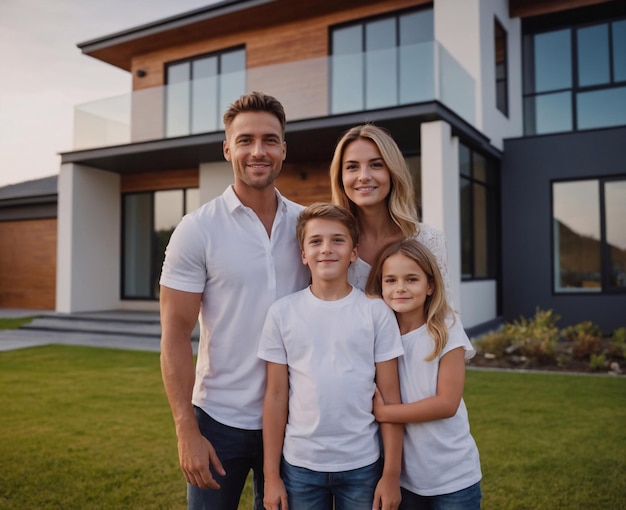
xmin=72 ymin=41 xmax=475 ymax=151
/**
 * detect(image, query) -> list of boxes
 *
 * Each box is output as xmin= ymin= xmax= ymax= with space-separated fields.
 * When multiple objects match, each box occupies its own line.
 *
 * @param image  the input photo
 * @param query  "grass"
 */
xmin=0 ymin=317 xmax=34 ymax=330
xmin=0 ymin=345 xmax=624 ymax=509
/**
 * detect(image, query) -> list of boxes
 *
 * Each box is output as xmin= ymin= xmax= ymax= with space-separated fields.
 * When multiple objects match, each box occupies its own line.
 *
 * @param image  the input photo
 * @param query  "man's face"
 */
xmin=223 ymin=111 xmax=286 ymax=191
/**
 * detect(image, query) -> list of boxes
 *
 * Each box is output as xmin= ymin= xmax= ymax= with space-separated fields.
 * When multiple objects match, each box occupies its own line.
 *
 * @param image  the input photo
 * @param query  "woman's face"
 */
xmin=341 ymin=138 xmax=391 ymax=210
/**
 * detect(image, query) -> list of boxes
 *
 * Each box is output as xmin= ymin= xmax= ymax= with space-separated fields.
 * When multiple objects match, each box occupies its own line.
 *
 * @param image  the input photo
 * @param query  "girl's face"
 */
xmin=341 ymin=139 xmax=391 ymax=210
xmin=381 ymin=252 xmax=433 ymax=318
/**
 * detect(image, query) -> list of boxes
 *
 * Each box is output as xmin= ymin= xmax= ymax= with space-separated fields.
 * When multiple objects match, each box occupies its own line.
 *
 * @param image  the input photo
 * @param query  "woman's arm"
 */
xmin=374 ymin=347 xmax=466 ymax=424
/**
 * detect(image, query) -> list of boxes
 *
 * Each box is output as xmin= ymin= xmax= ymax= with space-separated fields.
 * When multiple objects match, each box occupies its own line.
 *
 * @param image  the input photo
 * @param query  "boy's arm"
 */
xmin=374 ymin=347 xmax=466 ymax=424
xmin=373 ymin=358 xmax=403 ymax=510
xmin=262 ymin=361 xmax=290 ymax=510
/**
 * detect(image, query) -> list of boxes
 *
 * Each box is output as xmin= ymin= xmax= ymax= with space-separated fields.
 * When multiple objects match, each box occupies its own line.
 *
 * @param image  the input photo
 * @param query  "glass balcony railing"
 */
xmin=72 ymin=41 xmax=475 ymax=151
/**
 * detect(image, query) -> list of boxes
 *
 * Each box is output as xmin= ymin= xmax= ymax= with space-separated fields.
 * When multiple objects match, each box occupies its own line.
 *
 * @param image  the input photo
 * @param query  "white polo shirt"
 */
xmin=160 ymin=185 xmax=310 ymax=429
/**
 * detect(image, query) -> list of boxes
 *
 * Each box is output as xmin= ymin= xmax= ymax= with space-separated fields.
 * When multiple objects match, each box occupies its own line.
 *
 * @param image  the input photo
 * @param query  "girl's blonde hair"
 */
xmin=329 ymin=124 xmax=419 ymax=238
xmin=366 ymin=238 xmax=454 ymax=361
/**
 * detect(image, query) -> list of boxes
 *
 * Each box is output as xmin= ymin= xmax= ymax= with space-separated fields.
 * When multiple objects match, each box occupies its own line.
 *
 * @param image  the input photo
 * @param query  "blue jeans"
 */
xmin=187 ymin=407 xmax=264 ymax=510
xmin=398 ymin=481 xmax=482 ymax=510
xmin=281 ymin=458 xmax=382 ymax=510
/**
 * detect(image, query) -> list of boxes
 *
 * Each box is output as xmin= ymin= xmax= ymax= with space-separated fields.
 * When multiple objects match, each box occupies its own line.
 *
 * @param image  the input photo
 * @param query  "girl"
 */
xmin=366 ymin=238 xmax=482 ymax=509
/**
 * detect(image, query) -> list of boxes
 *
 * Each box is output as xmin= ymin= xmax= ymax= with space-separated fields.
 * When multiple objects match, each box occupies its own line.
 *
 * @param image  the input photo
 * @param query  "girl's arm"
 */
xmin=262 ymin=362 xmax=289 ymax=510
xmin=374 ymin=347 xmax=466 ymax=424
xmin=373 ymin=358 xmax=403 ymax=510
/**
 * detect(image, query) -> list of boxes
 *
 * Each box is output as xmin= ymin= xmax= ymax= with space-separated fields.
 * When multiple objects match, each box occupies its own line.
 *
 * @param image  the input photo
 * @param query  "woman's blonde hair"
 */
xmin=366 ymin=238 xmax=454 ymax=361
xmin=330 ymin=124 xmax=419 ymax=238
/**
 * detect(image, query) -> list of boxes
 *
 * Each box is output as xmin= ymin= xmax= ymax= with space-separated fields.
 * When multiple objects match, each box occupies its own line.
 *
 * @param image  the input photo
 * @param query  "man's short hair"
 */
xmin=223 ymin=91 xmax=286 ymax=136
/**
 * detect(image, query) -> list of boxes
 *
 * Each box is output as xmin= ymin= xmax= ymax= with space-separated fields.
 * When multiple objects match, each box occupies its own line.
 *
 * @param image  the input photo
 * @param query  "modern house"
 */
xmin=1 ymin=0 xmax=624 ymax=333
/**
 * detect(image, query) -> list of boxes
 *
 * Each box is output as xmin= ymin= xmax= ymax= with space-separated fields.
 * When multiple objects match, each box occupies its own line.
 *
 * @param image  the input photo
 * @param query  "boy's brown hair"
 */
xmin=296 ymin=203 xmax=359 ymax=250
xmin=223 ymin=91 xmax=286 ymax=136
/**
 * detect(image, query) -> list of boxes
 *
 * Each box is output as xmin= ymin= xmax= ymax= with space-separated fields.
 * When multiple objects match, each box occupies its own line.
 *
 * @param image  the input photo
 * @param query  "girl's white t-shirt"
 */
xmin=399 ymin=315 xmax=482 ymax=496
xmin=258 ymin=287 xmax=403 ymax=472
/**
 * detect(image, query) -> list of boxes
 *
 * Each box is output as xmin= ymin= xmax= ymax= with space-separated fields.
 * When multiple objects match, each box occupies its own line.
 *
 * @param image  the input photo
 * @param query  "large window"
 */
xmin=166 ymin=47 xmax=245 ymax=137
xmin=460 ymin=144 xmax=499 ymax=280
xmin=524 ymin=15 xmax=626 ymax=135
xmin=494 ymin=18 xmax=508 ymax=116
xmin=552 ymin=177 xmax=626 ymax=293
xmin=123 ymin=188 xmax=199 ymax=299
xmin=330 ymin=8 xmax=433 ymax=114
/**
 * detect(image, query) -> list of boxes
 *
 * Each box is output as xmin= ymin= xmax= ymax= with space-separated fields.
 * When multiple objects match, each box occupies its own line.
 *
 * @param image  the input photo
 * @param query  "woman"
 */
xmin=330 ymin=124 xmax=453 ymax=303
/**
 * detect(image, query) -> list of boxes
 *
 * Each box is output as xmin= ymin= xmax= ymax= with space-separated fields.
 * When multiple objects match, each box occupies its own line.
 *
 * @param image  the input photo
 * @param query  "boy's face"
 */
xmin=301 ymin=218 xmax=358 ymax=283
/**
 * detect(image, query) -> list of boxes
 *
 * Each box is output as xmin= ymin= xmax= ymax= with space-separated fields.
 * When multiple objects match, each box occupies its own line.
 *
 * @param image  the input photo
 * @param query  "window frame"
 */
xmin=550 ymin=175 xmax=626 ymax=295
xmin=164 ymin=45 xmax=246 ymax=137
xmin=523 ymin=12 xmax=626 ymax=135
xmin=494 ymin=16 xmax=509 ymax=116
xmin=328 ymin=7 xmax=433 ymax=114
xmin=121 ymin=187 xmax=199 ymax=301
xmin=460 ymin=144 xmax=500 ymax=282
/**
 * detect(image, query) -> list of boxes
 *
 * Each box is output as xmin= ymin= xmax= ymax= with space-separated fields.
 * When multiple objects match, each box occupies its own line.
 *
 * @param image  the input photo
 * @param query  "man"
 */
xmin=159 ymin=91 xmax=310 ymax=510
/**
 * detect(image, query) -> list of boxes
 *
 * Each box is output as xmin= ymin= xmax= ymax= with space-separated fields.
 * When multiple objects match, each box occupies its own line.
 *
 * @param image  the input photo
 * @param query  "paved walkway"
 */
xmin=0 ymin=309 xmax=198 ymax=354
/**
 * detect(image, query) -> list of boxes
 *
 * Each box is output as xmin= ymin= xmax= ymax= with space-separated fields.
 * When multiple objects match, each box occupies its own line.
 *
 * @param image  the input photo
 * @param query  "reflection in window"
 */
xmin=552 ymin=178 xmax=626 ymax=293
xmin=577 ymin=24 xmax=610 ymax=87
xmin=553 ymin=181 xmax=601 ymax=292
xmin=524 ymin=16 xmax=626 ymax=134
xmin=166 ymin=47 xmax=245 ymax=137
xmin=605 ymin=180 xmax=626 ymax=289
xmin=123 ymin=188 xmax=199 ymax=299
xmin=331 ymin=8 xmax=433 ymax=114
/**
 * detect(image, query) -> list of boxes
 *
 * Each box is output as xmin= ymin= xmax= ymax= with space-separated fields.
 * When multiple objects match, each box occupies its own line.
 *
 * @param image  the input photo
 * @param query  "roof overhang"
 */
xmin=59 ymin=102 xmax=499 ymax=174
xmin=78 ymin=0 xmax=273 ymax=70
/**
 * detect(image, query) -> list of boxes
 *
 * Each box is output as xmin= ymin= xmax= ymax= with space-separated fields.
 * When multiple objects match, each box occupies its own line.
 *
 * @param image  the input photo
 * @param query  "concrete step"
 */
xmin=22 ymin=317 xmax=162 ymax=337
xmin=18 ymin=311 xmax=200 ymax=340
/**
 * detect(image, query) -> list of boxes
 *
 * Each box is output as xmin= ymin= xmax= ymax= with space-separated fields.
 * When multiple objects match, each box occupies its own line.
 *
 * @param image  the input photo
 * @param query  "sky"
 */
xmin=0 ymin=0 xmax=218 ymax=188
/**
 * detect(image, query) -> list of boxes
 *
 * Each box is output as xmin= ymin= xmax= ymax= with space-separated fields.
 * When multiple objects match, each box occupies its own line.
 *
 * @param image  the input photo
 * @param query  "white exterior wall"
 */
xmin=459 ymin=280 xmax=498 ymax=330
xmin=199 ymin=161 xmax=233 ymax=204
xmin=435 ymin=0 xmax=523 ymax=149
xmin=56 ymin=164 xmax=120 ymax=313
xmin=421 ymin=121 xmax=461 ymax=309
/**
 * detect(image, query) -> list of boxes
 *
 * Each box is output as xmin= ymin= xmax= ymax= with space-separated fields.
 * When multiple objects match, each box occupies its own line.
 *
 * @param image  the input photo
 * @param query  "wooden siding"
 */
xmin=130 ymin=0 xmax=429 ymax=90
xmin=0 ymin=219 xmax=56 ymax=310
xmin=509 ymin=0 xmax=611 ymax=18
xmin=120 ymin=169 xmax=199 ymax=193
xmin=277 ymin=162 xmax=332 ymax=206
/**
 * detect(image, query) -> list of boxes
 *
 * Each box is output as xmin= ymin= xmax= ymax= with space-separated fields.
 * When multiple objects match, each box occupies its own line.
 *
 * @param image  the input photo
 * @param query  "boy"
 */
xmin=258 ymin=203 xmax=404 ymax=510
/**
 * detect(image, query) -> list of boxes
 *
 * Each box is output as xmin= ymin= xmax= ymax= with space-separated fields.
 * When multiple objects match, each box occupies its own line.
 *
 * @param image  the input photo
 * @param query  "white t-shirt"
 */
xmin=398 ymin=315 xmax=482 ymax=496
xmin=348 ymin=222 xmax=453 ymax=305
xmin=160 ymin=185 xmax=310 ymax=430
xmin=258 ymin=286 xmax=404 ymax=472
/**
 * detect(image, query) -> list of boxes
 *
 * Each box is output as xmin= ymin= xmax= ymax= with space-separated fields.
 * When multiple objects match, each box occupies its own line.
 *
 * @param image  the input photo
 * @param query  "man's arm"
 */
xmin=160 ymin=285 xmax=225 ymax=489
xmin=373 ymin=358 xmax=403 ymax=510
xmin=262 ymin=361 xmax=289 ymax=510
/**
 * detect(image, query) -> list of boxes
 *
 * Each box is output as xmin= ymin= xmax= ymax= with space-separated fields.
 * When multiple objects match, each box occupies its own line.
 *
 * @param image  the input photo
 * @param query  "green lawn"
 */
xmin=0 ymin=345 xmax=624 ymax=509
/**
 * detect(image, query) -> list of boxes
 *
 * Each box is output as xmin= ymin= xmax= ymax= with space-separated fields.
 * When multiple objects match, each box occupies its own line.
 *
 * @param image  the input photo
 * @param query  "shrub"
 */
xmin=474 ymin=330 xmax=511 ymax=359
xmin=505 ymin=308 xmax=560 ymax=365
xmin=562 ymin=321 xmax=604 ymax=360
xmin=561 ymin=321 xmax=602 ymax=342
xmin=589 ymin=353 xmax=606 ymax=371
xmin=609 ymin=327 xmax=626 ymax=360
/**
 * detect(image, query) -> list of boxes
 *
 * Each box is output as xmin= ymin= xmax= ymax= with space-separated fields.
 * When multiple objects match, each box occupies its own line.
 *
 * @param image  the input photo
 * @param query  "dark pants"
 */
xmin=187 ymin=407 xmax=264 ymax=510
xmin=399 ymin=481 xmax=482 ymax=510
